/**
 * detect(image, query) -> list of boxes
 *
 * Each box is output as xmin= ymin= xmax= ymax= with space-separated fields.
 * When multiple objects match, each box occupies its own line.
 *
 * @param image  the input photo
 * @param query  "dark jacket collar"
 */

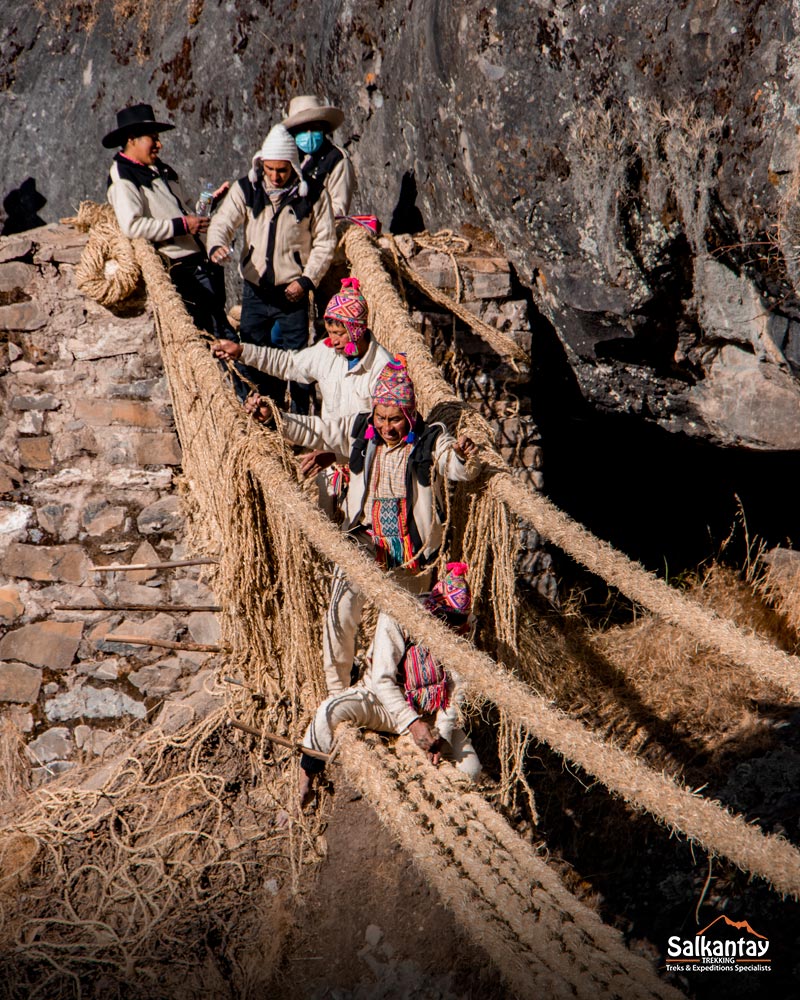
xmin=111 ymin=152 xmax=179 ymax=190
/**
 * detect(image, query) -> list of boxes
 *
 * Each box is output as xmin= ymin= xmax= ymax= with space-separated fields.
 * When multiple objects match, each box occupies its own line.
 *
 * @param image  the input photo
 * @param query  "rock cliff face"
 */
xmin=3 ymin=1 xmax=800 ymax=448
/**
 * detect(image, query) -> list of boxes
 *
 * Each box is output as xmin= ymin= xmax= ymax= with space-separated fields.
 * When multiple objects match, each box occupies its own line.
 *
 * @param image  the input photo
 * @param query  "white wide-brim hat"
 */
xmin=282 ymin=95 xmax=344 ymax=131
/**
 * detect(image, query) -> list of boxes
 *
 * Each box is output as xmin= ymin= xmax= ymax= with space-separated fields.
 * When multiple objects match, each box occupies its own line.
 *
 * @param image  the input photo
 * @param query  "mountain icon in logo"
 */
xmin=696 ymin=915 xmax=767 ymax=940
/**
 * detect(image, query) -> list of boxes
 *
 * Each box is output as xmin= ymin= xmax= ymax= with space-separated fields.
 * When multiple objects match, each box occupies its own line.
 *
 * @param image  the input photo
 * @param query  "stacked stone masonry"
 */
xmin=0 ymin=224 xmax=222 ymax=785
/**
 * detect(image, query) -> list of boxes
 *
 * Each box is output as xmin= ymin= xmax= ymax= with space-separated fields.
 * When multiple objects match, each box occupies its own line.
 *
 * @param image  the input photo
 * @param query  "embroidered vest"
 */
xmin=349 ymin=413 xmax=444 ymax=566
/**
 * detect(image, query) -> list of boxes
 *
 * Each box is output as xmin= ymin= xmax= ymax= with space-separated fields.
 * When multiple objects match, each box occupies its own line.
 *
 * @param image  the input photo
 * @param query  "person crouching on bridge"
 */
xmin=298 ymin=562 xmax=482 ymax=808
xmin=206 ymin=123 xmax=336 ymax=412
xmin=266 ymin=354 xmax=480 ymax=695
xmin=211 ymin=276 xmax=391 ymax=515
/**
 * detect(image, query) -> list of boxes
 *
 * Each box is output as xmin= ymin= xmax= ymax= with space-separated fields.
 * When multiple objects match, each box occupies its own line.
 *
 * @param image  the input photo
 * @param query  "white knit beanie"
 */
xmin=249 ymin=123 xmax=308 ymax=195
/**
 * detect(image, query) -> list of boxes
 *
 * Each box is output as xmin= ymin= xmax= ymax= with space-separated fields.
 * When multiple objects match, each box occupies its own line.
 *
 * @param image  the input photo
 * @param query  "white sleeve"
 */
xmin=368 ymin=614 xmax=420 ymax=732
xmin=433 ymin=426 xmax=481 ymax=482
xmin=302 ymin=189 xmax=336 ymax=287
xmin=206 ymin=182 xmax=246 ymax=255
xmin=280 ymin=412 xmax=353 ymax=459
xmin=239 ymin=343 xmax=316 ymax=383
xmin=108 ymin=178 xmax=177 ymax=243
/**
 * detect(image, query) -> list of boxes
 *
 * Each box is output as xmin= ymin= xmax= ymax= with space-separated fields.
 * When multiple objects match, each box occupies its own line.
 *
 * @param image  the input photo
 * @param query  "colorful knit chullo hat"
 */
xmin=425 ymin=562 xmax=472 ymax=615
xmin=368 ymin=354 xmax=417 ymax=442
xmin=324 ymin=277 xmax=368 ymax=356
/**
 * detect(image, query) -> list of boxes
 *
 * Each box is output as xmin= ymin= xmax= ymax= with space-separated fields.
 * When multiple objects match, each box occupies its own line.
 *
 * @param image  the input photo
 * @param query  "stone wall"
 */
xmin=0 ymin=224 xmax=222 ymax=782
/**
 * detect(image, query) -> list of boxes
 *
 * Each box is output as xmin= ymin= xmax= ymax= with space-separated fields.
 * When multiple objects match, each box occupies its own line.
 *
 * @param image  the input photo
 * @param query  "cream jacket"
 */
xmin=106 ymin=155 xmax=201 ymax=261
xmin=207 ymin=176 xmax=335 ymax=289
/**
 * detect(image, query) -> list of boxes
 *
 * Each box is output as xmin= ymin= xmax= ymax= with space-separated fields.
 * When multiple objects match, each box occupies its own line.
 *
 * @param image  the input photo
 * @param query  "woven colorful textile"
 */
xmin=372 ymin=354 xmax=416 ymax=411
xmin=402 ymin=642 xmax=449 ymax=714
xmin=370 ymin=497 xmax=418 ymax=571
xmin=425 ymin=562 xmax=471 ymax=614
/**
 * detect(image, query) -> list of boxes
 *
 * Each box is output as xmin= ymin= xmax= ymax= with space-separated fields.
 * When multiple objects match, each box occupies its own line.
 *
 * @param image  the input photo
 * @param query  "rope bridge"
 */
xmin=5 ymin=203 xmax=797 ymax=997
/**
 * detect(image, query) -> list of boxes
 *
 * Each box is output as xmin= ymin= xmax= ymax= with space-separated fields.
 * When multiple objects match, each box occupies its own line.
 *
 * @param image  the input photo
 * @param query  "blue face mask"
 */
xmin=295 ymin=130 xmax=325 ymax=155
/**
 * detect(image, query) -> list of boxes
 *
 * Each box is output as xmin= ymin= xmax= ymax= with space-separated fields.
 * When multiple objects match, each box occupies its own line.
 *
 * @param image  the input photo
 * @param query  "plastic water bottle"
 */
xmin=196 ymin=182 xmax=215 ymax=216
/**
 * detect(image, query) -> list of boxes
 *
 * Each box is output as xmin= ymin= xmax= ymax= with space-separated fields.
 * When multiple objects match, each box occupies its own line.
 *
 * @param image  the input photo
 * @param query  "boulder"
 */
xmin=187 ymin=611 xmax=220 ymax=647
xmin=0 ymin=585 xmax=24 ymax=623
xmin=1 ymin=542 xmax=89 ymax=583
xmin=80 ymin=501 xmax=126 ymax=537
xmin=26 ymin=726 xmax=72 ymax=764
xmin=136 ymin=496 xmax=183 ymax=535
xmin=73 ymin=725 xmax=117 ymax=756
xmin=0 ymin=301 xmax=47 ymax=331
xmin=129 ymin=659 xmax=183 ymax=697
xmin=17 ymin=436 xmax=52 ymax=469
xmin=44 ymin=686 xmax=147 ymax=722
xmin=0 ymin=503 xmax=33 ymax=551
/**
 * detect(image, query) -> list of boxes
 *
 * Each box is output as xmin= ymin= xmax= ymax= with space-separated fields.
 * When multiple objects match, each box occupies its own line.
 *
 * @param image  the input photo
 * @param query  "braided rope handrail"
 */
xmin=67 ymin=201 xmax=800 ymax=710
xmin=129 ymin=230 xmax=800 ymax=899
xmin=343 ymin=225 xmax=800 ymax=705
xmin=337 ymin=728 xmax=685 ymax=1000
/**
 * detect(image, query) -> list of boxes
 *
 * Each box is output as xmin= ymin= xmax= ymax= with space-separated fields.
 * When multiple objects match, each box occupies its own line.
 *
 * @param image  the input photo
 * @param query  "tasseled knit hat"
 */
xmin=424 ymin=562 xmax=472 ymax=615
xmin=368 ymin=354 xmax=418 ymax=443
xmin=249 ymin=124 xmax=308 ymax=196
xmin=324 ymin=277 xmax=368 ymax=356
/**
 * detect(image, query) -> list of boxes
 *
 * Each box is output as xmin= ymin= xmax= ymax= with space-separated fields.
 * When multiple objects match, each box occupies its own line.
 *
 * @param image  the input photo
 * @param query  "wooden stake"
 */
xmin=227 ymin=717 xmax=331 ymax=762
xmin=104 ymin=634 xmax=226 ymax=653
xmin=90 ymin=557 xmax=219 ymax=573
xmin=223 ymin=675 xmax=267 ymax=701
xmin=54 ymin=604 xmax=222 ymax=613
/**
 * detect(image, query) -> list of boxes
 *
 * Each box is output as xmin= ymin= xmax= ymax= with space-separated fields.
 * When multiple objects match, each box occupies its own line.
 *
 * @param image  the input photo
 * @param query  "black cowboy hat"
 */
xmin=102 ymin=103 xmax=175 ymax=149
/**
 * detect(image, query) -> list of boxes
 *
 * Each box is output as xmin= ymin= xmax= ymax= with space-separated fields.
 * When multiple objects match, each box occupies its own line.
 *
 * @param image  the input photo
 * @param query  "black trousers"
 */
xmin=168 ymin=255 xmax=234 ymax=341
xmin=237 ymin=279 xmax=312 ymax=413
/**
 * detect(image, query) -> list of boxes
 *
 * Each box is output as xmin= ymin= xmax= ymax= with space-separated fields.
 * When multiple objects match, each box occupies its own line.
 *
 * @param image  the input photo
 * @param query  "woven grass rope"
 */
xmin=343 ymin=223 xmax=800 ymax=706
xmin=134 ymin=228 xmax=800 ymax=898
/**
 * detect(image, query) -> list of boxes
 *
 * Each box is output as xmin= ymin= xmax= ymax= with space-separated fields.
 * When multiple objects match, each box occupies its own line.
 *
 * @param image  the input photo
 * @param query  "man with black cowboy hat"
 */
xmin=104 ymin=102 xmax=233 ymax=339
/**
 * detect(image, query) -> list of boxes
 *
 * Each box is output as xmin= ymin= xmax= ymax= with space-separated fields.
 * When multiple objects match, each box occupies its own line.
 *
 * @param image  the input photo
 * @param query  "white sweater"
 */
xmin=238 ymin=335 xmax=392 ymax=421
xmin=364 ymin=611 xmax=462 ymax=741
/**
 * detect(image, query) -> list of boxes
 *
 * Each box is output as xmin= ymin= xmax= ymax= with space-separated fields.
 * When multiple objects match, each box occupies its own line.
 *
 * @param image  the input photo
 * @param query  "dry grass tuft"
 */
xmin=507 ymin=562 xmax=798 ymax=785
xmin=759 ymin=547 xmax=800 ymax=640
xmin=0 ymin=719 xmax=29 ymax=806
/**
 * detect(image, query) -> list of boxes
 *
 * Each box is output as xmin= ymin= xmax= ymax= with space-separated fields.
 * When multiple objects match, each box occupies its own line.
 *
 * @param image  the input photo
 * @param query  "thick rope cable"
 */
xmin=126 ymin=228 xmax=800 ymax=898
xmin=343 ymin=225 xmax=800 ymax=705
xmin=59 ymin=205 xmax=800 ymax=903
xmin=337 ymin=728 xmax=685 ymax=1000
xmin=381 ymin=231 xmax=528 ymax=363
xmin=67 ymin=202 xmax=143 ymax=308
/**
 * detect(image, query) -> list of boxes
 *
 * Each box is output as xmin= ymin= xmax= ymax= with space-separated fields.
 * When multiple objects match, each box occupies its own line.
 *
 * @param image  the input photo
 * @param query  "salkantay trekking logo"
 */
xmin=665 ymin=915 xmax=771 ymax=974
